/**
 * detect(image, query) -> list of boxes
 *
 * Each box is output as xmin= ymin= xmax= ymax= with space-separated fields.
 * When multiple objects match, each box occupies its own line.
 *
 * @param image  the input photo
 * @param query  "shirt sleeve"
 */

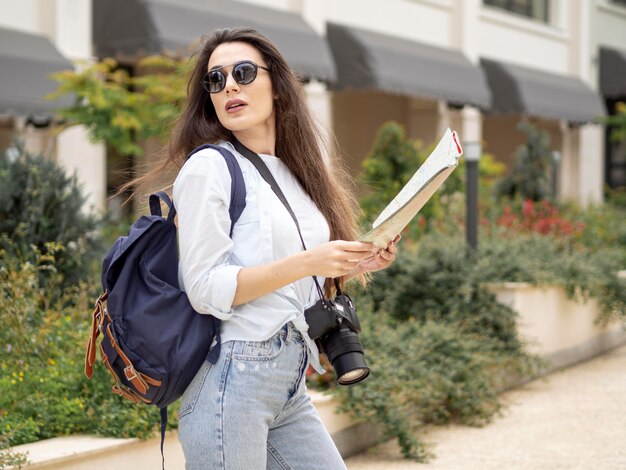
xmin=173 ymin=149 xmax=243 ymax=319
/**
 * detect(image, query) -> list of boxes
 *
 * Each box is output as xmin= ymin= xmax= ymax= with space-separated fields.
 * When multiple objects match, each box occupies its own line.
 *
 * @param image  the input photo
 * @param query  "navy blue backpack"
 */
xmin=84 ymin=145 xmax=245 ymax=461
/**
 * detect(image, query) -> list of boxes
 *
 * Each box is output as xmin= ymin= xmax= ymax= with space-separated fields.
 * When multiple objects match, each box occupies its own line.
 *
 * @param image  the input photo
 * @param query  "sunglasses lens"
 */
xmin=233 ymin=62 xmax=257 ymax=85
xmin=204 ymin=62 xmax=263 ymax=93
xmin=205 ymin=70 xmax=225 ymax=93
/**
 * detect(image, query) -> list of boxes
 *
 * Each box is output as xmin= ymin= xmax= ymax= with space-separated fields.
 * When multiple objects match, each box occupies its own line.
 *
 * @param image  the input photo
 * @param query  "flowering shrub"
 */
xmin=495 ymin=199 xmax=586 ymax=239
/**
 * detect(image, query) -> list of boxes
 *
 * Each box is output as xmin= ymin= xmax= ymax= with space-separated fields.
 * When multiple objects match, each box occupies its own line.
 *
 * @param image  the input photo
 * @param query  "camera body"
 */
xmin=304 ymin=292 xmax=370 ymax=385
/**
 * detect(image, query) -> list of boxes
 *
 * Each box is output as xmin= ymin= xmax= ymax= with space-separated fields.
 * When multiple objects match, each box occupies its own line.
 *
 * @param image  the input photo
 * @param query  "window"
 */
xmin=483 ymin=0 xmax=550 ymax=23
xmin=605 ymin=99 xmax=626 ymax=190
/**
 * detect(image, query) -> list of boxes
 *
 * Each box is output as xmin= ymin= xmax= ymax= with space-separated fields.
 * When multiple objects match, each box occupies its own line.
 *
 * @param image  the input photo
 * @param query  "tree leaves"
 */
xmin=49 ymin=56 xmax=191 ymax=157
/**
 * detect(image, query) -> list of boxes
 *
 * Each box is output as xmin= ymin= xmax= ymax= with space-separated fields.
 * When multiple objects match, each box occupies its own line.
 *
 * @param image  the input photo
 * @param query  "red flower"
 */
xmin=522 ymin=199 xmax=535 ymax=218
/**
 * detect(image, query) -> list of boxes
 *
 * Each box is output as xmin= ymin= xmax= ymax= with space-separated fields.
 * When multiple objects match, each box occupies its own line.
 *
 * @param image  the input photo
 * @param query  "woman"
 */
xmin=168 ymin=28 xmax=398 ymax=469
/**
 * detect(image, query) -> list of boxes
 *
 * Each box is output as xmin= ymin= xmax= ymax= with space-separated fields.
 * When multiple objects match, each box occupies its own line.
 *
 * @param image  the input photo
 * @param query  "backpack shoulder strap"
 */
xmin=186 ymin=144 xmax=246 ymax=236
xmin=149 ymin=192 xmax=175 ymax=221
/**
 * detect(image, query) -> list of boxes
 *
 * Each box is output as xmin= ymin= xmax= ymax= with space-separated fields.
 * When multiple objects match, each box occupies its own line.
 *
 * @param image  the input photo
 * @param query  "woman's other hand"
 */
xmin=304 ymin=240 xmax=377 ymax=278
xmin=347 ymin=234 xmax=401 ymax=278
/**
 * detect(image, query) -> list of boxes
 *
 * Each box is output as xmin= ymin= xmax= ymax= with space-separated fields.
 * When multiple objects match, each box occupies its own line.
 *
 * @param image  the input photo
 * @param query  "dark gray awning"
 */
xmin=599 ymin=46 xmax=626 ymax=99
xmin=326 ymin=23 xmax=491 ymax=109
xmin=481 ymin=58 xmax=605 ymax=123
xmin=93 ymin=0 xmax=335 ymax=82
xmin=0 ymin=27 xmax=73 ymax=118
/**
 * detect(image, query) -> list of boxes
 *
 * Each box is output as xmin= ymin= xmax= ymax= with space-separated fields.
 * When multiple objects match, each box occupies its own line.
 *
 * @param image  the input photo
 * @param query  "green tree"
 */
xmin=495 ymin=121 xmax=553 ymax=201
xmin=49 ymin=56 xmax=189 ymax=156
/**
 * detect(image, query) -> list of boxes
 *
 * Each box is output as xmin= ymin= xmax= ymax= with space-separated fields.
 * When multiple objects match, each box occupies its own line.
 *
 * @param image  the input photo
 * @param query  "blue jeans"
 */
xmin=178 ymin=322 xmax=347 ymax=470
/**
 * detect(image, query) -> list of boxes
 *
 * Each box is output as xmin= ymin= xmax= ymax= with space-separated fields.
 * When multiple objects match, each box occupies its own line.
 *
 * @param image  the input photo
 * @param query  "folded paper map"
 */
xmin=359 ymin=128 xmax=463 ymax=248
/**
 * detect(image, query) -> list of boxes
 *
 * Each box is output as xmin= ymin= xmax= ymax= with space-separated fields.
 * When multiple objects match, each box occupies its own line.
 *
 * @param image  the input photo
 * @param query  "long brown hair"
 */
xmin=127 ymin=28 xmax=365 ymax=293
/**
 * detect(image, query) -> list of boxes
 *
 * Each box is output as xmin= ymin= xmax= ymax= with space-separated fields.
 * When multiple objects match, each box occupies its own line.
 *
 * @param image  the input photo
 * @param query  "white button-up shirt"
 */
xmin=173 ymin=141 xmax=330 ymax=373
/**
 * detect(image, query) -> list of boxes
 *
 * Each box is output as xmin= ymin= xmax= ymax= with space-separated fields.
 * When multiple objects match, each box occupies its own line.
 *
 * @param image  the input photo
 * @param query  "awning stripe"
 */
xmin=481 ymin=58 xmax=606 ymax=124
xmin=93 ymin=0 xmax=336 ymax=82
xmin=326 ymin=23 xmax=491 ymax=109
xmin=0 ymin=27 xmax=73 ymax=117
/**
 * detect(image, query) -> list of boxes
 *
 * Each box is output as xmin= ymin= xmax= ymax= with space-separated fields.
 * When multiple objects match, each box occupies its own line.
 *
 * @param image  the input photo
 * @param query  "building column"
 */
xmin=300 ymin=0 xmax=325 ymax=34
xmin=56 ymin=126 xmax=107 ymax=212
xmin=436 ymin=100 xmax=452 ymax=139
xmin=559 ymin=122 xmax=604 ymax=205
xmin=52 ymin=0 xmax=106 ymax=212
xmin=577 ymin=124 xmax=604 ymax=205
xmin=447 ymin=106 xmax=483 ymax=146
xmin=559 ymin=122 xmax=579 ymax=201
xmin=451 ymin=0 xmax=481 ymax=63
xmin=305 ymin=80 xmax=333 ymax=160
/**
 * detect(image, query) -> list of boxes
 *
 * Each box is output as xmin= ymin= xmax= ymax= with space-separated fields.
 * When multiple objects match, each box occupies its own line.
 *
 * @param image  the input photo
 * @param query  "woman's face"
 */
xmin=207 ymin=41 xmax=275 ymax=136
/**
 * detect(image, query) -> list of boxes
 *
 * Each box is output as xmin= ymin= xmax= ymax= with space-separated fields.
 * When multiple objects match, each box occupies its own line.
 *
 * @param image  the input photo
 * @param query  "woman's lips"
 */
xmin=225 ymin=99 xmax=247 ymax=114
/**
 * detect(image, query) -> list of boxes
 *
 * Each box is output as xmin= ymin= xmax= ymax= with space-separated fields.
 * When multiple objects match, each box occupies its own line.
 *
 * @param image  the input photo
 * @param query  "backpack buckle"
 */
xmin=124 ymin=365 xmax=149 ymax=395
xmin=112 ymin=383 xmax=142 ymax=404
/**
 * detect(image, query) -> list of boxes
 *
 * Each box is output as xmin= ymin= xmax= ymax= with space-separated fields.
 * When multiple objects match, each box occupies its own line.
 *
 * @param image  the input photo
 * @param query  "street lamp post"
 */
xmin=464 ymin=142 xmax=481 ymax=250
xmin=551 ymin=150 xmax=561 ymax=200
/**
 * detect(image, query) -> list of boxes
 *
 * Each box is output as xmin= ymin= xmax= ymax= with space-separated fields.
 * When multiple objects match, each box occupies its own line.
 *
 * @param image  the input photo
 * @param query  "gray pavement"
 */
xmin=345 ymin=344 xmax=626 ymax=470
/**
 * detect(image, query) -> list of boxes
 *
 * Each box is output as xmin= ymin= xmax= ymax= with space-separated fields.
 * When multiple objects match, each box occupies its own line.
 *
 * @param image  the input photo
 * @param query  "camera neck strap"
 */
xmin=232 ymin=138 xmax=325 ymax=299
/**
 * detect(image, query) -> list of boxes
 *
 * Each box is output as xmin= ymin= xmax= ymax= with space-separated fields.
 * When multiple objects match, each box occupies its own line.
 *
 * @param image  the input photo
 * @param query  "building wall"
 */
xmin=326 ymin=0 xmax=454 ymax=47
xmin=478 ymin=6 xmax=571 ymax=74
xmin=332 ymin=91 xmax=410 ymax=177
xmin=0 ymin=0 xmax=41 ymax=33
xmin=591 ymin=0 xmax=626 ymax=54
xmin=3 ymin=0 xmax=622 ymax=207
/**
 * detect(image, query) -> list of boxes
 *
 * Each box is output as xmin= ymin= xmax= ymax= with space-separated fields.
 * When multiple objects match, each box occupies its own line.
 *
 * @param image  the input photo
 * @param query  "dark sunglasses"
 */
xmin=202 ymin=60 xmax=270 ymax=94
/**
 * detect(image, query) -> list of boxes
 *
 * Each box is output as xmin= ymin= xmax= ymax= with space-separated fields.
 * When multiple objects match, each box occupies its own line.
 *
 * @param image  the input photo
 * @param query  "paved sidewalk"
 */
xmin=345 ymin=344 xmax=626 ymax=470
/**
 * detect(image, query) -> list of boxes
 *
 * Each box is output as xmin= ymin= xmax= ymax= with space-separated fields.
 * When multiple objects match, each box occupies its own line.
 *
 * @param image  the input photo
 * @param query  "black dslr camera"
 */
xmin=304 ymin=284 xmax=369 ymax=385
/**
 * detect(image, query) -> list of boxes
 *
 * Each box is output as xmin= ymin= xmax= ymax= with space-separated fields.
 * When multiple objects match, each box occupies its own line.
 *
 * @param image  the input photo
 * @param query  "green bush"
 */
xmin=563 ymin=201 xmax=626 ymax=266
xmin=364 ymin=236 xmax=526 ymax=352
xmin=0 ymin=246 xmax=178 ymax=447
xmin=331 ymin=302 xmax=537 ymax=460
xmin=329 ymin=235 xmax=540 ymax=461
xmin=328 ymin=120 xmax=626 ymax=461
xmin=0 ymin=142 xmax=102 ymax=288
xmin=477 ymin=231 xmax=626 ymax=325
xmin=333 ymin=220 xmax=624 ymax=460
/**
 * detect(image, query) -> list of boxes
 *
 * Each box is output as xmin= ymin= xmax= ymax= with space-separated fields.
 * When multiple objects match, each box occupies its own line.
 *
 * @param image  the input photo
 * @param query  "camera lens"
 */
xmin=322 ymin=326 xmax=370 ymax=386
xmin=337 ymin=367 xmax=370 ymax=386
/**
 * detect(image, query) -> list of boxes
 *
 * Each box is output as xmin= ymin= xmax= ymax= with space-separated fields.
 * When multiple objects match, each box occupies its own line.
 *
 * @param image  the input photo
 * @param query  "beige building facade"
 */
xmin=1 ymin=0 xmax=625 ymax=211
